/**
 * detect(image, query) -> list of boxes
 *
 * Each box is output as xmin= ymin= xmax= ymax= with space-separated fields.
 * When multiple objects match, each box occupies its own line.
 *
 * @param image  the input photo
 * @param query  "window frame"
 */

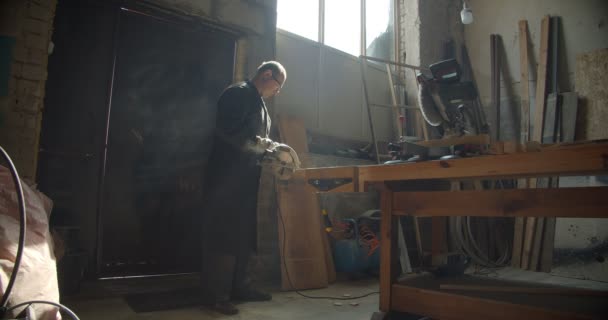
xmin=277 ymin=0 xmax=397 ymax=60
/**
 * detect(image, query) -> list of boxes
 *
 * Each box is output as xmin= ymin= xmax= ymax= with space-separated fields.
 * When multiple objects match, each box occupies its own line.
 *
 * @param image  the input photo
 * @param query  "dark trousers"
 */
xmin=201 ymin=161 xmax=260 ymax=303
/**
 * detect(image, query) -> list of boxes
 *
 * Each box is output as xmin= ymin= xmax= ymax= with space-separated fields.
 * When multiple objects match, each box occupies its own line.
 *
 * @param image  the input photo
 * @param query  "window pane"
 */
xmin=325 ymin=0 xmax=361 ymax=56
xmin=366 ymin=0 xmax=394 ymax=60
xmin=277 ymin=0 xmax=319 ymax=41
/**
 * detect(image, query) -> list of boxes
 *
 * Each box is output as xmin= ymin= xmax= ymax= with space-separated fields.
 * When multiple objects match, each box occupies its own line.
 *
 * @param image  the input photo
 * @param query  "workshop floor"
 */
xmin=63 ymin=275 xmax=380 ymax=320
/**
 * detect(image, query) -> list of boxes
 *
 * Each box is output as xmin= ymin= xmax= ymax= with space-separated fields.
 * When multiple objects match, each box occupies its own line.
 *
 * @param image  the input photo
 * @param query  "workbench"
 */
xmin=300 ymin=141 xmax=608 ymax=319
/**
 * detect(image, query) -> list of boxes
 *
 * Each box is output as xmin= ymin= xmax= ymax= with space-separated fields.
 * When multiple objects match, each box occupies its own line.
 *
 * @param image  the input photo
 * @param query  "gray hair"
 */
xmin=255 ymin=61 xmax=287 ymax=80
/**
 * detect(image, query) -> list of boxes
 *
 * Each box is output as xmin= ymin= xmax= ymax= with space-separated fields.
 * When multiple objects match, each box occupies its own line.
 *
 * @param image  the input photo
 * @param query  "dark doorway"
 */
xmin=38 ymin=0 xmax=236 ymax=278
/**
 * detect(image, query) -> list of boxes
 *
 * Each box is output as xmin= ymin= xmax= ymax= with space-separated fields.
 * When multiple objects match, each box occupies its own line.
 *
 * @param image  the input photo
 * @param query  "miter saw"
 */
xmin=416 ymin=59 xmax=488 ymax=138
xmin=256 ymin=136 xmax=301 ymax=180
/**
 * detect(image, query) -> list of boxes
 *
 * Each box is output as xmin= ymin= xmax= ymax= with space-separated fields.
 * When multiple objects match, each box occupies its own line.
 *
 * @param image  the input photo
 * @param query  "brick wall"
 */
xmin=0 ymin=0 xmax=57 ymax=180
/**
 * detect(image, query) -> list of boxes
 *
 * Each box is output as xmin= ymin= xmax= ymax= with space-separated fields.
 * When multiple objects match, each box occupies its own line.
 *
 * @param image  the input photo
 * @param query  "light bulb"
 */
xmin=461 ymin=2 xmax=473 ymax=25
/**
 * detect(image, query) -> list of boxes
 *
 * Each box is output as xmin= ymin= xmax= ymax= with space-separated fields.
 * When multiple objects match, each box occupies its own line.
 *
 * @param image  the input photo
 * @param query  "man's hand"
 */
xmin=255 ymin=136 xmax=279 ymax=151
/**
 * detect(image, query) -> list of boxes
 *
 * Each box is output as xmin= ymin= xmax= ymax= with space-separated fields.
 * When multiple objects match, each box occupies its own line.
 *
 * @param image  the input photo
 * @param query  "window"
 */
xmin=277 ymin=0 xmax=319 ymax=41
xmin=366 ymin=0 xmax=394 ymax=60
xmin=324 ymin=0 xmax=361 ymax=56
xmin=277 ymin=0 xmax=394 ymax=58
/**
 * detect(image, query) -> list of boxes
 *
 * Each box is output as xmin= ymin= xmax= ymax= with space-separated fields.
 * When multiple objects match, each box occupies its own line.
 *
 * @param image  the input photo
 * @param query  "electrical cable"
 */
xmin=276 ymin=182 xmax=379 ymax=300
xmin=6 ymin=301 xmax=80 ymax=320
xmin=0 ymin=146 xmax=80 ymax=320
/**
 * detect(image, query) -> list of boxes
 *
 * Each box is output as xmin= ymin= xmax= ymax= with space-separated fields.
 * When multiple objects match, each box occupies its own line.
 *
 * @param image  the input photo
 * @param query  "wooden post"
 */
xmin=379 ymin=183 xmax=397 ymax=312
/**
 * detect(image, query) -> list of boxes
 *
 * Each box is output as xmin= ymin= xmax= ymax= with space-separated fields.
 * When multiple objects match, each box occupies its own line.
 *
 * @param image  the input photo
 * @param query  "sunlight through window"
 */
xmin=277 ymin=0 xmax=319 ymax=41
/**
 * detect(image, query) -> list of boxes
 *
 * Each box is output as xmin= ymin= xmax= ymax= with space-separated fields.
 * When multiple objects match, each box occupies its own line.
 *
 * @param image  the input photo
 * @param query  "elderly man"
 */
xmin=201 ymin=61 xmax=286 ymax=315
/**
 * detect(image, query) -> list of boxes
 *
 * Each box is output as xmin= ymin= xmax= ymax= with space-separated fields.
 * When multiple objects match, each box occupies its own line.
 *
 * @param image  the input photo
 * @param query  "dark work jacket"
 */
xmin=202 ymin=81 xmax=270 ymax=254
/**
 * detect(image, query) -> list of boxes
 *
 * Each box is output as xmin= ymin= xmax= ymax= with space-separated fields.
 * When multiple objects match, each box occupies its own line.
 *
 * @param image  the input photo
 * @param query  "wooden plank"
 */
xmin=431 ymin=216 xmax=446 ymax=266
xmin=539 ymin=216 xmax=557 ymax=272
xmin=521 ymin=216 xmax=537 ymax=269
xmin=413 ymin=134 xmax=490 ymax=148
xmin=391 ymin=284 xmax=592 ymax=320
xmin=529 ymin=216 xmax=545 ymax=270
xmin=302 ymin=166 xmax=356 ymax=181
xmin=391 ymin=187 xmax=608 ymax=218
xmin=439 ymin=284 xmax=608 ymax=296
xmin=524 ymin=16 xmax=551 ymax=270
xmin=519 ymin=20 xmax=531 ymax=143
xmin=277 ymin=179 xmax=328 ymax=290
xmin=310 ymin=188 xmax=336 ymax=284
xmin=379 ymin=184 xmax=398 ymax=312
xmin=277 ymin=114 xmax=309 ymax=154
xmin=532 ymin=15 xmax=551 ymax=142
xmin=491 ymin=34 xmax=501 ymax=141
xmin=560 ymin=92 xmax=578 ymax=143
xmin=512 ymin=214 xmax=526 ymax=268
xmin=357 ymin=142 xmax=608 ymax=184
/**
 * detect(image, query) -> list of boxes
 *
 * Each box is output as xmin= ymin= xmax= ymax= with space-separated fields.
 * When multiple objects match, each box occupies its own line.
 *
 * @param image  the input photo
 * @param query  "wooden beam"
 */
xmin=391 ymin=187 xmax=608 ymax=218
xmin=391 ymin=284 xmax=592 ymax=320
xmin=439 ymin=284 xmax=608 ymax=296
xmin=379 ymin=184 xmax=398 ymax=312
xmin=302 ymin=166 xmax=356 ymax=181
xmin=358 ymin=142 xmax=608 ymax=183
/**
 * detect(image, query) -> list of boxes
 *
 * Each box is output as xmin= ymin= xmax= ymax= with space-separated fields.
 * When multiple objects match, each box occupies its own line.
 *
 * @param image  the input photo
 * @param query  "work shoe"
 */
xmin=233 ymin=289 xmax=272 ymax=302
xmin=208 ymin=301 xmax=239 ymax=315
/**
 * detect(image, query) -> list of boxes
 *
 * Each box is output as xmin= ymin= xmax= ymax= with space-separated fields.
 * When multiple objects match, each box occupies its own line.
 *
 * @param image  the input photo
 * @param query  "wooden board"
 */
xmin=575 ymin=48 xmax=608 ymax=140
xmin=521 ymin=216 xmax=536 ymax=269
xmin=529 ymin=216 xmax=545 ymax=270
xmin=277 ymin=114 xmax=312 ymax=167
xmin=277 ymin=179 xmax=328 ymax=290
xmin=391 ymin=187 xmax=608 ymax=218
xmin=439 ymin=284 xmax=608 ymax=296
xmin=532 ymin=16 xmax=550 ymax=142
xmin=515 ymin=17 xmax=530 ymax=264
xmin=539 ymin=216 xmax=556 ymax=272
xmin=358 ymin=142 xmax=608 ymax=184
xmin=519 ymin=20 xmax=531 ymax=143
xmin=391 ymin=284 xmax=592 ymax=320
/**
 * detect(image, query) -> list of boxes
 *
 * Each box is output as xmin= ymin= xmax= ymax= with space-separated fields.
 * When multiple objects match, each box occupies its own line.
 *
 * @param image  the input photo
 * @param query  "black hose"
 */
xmin=0 ymin=146 xmax=26 ymax=309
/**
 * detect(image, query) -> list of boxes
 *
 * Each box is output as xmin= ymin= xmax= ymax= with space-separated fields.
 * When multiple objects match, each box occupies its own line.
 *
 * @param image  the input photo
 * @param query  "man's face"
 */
xmin=260 ymin=70 xmax=285 ymax=99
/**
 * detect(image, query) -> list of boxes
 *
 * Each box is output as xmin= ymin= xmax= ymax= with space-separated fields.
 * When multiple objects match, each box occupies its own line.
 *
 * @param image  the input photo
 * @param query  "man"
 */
xmin=201 ymin=61 xmax=286 ymax=315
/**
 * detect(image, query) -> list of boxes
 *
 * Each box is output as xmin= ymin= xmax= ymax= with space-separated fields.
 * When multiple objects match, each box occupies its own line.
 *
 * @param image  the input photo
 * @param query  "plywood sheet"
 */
xmin=575 ymin=48 xmax=608 ymax=140
xmin=277 ymin=179 xmax=328 ymax=290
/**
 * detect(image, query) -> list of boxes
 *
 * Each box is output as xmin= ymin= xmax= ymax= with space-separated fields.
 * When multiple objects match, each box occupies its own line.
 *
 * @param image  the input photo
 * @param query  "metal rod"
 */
xmin=370 ymin=103 xmax=419 ymax=110
xmin=359 ymin=58 xmax=380 ymax=163
xmin=359 ymin=55 xmax=428 ymax=71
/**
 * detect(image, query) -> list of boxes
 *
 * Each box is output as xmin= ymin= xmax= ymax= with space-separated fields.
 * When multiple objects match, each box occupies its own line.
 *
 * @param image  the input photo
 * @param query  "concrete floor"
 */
xmin=63 ymin=276 xmax=380 ymax=320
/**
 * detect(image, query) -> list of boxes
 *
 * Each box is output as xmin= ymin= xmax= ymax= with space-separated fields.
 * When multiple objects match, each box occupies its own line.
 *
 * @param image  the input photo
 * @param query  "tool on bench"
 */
xmin=416 ymin=59 xmax=487 ymax=138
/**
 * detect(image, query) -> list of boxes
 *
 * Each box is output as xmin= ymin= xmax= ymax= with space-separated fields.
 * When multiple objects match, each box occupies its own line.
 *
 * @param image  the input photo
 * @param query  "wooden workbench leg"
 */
xmin=379 ymin=184 xmax=398 ymax=313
